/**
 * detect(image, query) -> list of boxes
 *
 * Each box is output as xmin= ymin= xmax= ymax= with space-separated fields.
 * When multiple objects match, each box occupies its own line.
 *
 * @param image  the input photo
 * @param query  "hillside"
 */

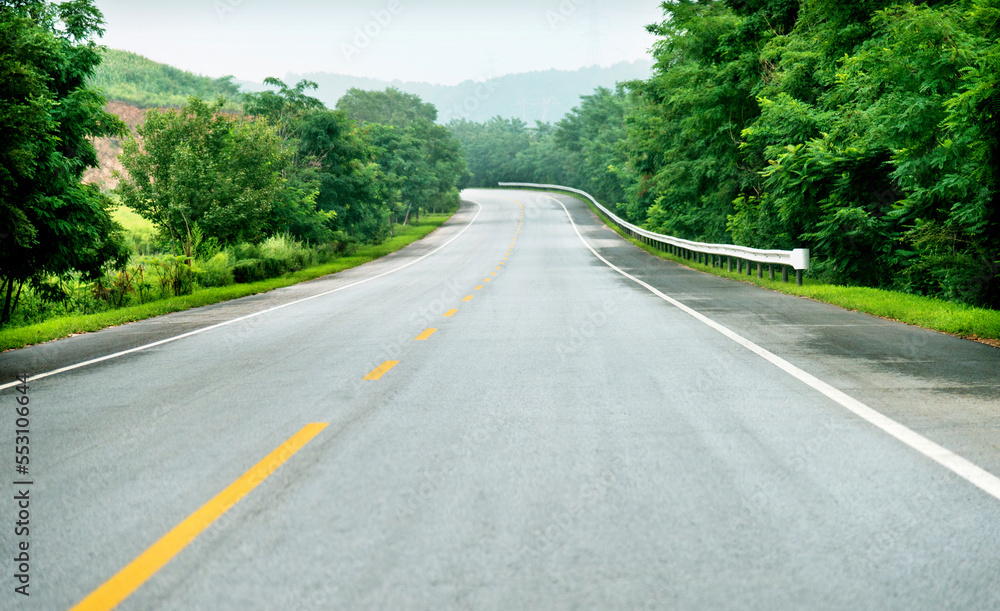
xmin=83 ymin=51 xmax=652 ymax=189
xmin=81 ymin=101 xmax=149 ymax=189
xmin=286 ymin=60 xmax=654 ymax=124
xmin=88 ymin=49 xmax=242 ymax=109
xmin=90 ymin=48 xmax=652 ymax=125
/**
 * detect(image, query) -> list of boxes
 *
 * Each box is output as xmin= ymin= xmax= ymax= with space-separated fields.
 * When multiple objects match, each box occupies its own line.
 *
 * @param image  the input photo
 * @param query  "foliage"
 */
xmin=450 ymin=88 xmax=633 ymax=211
xmin=0 ymin=0 xmax=129 ymax=325
xmin=338 ymin=87 xmax=468 ymax=217
xmin=88 ymin=48 xmax=242 ymax=109
xmin=115 ymin=97 xmax=289 ymax=254
xmin=0 ymin=213 xmax=455 ymax=350
xmin=471 ymin=0 xmax=999 ymax=308
xmin=725 ymin=0 xmax=999 ymax=306
xmin=244 ymin=78 xmax=336 ymax=243
xmin=449 ymin=117 xmax=534 ymax=188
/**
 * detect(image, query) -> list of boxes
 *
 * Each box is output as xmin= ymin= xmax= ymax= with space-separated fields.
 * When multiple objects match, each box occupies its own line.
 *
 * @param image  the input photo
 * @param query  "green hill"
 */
xmin=89 ymin=49 xmax=242 ymax=109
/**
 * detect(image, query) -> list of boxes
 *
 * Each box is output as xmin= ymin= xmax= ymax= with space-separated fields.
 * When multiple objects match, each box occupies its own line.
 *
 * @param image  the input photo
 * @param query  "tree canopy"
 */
xmin=116 ymin=97 xmax=288 ymax=254
xmin=455 ymin=0 xmax=1000 ymax=308
xmin=0 ymin=0 xmax=128 ymax=324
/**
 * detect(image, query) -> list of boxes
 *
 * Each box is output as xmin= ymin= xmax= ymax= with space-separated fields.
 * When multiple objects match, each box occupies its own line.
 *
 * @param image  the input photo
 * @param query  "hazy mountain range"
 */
xmin=92 ymin=49 xmax=652 ymax=125
xmin=250 ymin=60 xmax=654 ymax=124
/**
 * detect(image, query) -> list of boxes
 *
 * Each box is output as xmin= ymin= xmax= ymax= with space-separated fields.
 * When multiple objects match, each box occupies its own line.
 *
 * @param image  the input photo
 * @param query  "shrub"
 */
xmin=232 ymin=259 xmax=266 ymax=284
xmin=196 ymin=252 xmax=234 ymax=288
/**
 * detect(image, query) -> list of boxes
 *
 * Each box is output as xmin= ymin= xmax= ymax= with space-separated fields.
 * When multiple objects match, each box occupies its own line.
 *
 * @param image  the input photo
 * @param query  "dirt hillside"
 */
xmin=82 ymin=101 xmax=150 ymax=190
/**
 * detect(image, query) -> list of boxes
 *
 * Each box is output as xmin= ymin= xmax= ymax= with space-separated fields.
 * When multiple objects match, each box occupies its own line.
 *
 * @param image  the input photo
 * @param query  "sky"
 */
xmin=92 ymin=0 xmax=664 ymax=85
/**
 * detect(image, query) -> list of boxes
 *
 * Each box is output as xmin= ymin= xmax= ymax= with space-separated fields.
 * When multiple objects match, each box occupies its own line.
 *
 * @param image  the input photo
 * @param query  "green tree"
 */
xmin=336 ymin=87 xmax=437 ymax=127
xmin=0 ymin=0 xmax=128 ymax=324
xmin=245 ymin=78 xmax=335 ymax=243
xmin=116 ymin=97 xmax=288 ymax=255
xmin=448 ymin=117 xmax=533 ymax=188
xmin=553 ymin=86 xmax=632 ymax=207
xmin=338 ymin=88 xmax=467 ymax=216
xmin=296 ymin=108 xmax=389 ymax=242
xmin=730 ymin=0 xmax=998 ymax=304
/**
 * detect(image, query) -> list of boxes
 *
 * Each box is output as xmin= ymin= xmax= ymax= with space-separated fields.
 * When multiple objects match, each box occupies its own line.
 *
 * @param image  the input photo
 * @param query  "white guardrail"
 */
xmin=498 ymin=182 xmax=810 ymax=285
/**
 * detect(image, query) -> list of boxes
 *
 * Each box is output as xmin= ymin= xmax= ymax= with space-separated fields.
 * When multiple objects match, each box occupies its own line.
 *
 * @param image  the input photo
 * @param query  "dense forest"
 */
xmin=0 ymin=0 xmax=466 ymax=327
xmin=455 ymin=0 xmax=999 ymax=309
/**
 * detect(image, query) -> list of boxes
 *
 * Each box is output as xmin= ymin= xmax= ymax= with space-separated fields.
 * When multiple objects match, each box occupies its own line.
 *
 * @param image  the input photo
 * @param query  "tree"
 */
xmin=245 ymin=78 xmax=335 ymax=243
xmin=296 ymin=108 xmax=389 ymax=242
xmin=553 ymin=86 xmax=632 ymax=207
xmin=0 ymin=0 xmax=128 ymax=325
xmin=448 ymin=117 xmax=532 ymax=188
xmin=244 ymin=77 xmax=326 ymax=139
xmin=338 ymin=88 xmax=467 ymax=217
xmin=116 ymin=97 xmax=288 ymax=255
xmin=336 ymin=87 xmax=437 ymax=127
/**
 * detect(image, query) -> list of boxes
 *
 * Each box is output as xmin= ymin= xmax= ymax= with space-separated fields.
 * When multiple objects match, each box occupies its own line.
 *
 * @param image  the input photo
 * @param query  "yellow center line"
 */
xmin=484 ymin=278 xmax=492 ymax=282
xmin=70 ymin=423 xmax=329 ymax=611
xmin=414 ymin=328 xmax=437 ymax=341
xmin=475 ymin=285 xmax=483 ymax=290
xmin=443 ymin=308 xmax=459 ymax=317
xmin=363 ymin=360 xmax=400 ymax=380
xmin=462 ymin=295 xmax=473 ymax=302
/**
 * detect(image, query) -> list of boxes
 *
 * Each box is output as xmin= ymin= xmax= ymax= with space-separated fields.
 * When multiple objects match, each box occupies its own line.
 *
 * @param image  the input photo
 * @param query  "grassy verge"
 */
xmin=0 ymin=213 xmax=453 ymax=352
xmin=549 ymin=190 xmax=1000 ymax=343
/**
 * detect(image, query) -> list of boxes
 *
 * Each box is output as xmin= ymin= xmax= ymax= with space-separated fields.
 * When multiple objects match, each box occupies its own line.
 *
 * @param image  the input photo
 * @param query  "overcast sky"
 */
xmin=92 ymin=0 xmax=664 ymax=85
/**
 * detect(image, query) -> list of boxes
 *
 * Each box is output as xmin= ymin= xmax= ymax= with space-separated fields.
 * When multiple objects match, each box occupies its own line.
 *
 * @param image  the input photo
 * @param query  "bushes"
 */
xmin=196 ymin=253 xmax=234 ymax=288
xmin=2 ymin=227 xmax=363 ymax=331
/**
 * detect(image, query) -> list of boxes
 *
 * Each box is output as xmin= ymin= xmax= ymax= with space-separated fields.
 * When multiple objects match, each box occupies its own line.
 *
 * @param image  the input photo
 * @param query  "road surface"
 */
xmin=2 ymin=188 xmax=999 ymax=609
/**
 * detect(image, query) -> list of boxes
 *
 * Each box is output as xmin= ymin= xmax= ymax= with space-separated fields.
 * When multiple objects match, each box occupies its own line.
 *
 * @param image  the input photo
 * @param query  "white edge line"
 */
xmin=538 ymin=191 xmax=1000 ymax=502
xmin=0 ymin=201 xmax=484 ymax=391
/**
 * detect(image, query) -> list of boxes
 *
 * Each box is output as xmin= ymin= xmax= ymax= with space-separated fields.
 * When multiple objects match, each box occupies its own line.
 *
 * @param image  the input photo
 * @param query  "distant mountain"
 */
xmin=284 ymin=60 xmax=654 ymax=124
xmin=90 ymin=48 xmax=651 ymax=125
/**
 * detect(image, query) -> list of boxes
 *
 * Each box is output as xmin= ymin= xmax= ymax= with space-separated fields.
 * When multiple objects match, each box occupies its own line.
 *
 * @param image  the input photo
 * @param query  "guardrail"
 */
xmin=498 ymin=182 xmax=810 ymax=285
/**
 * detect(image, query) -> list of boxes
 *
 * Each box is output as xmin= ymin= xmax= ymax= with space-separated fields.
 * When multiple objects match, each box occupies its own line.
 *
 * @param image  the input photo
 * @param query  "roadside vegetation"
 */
xmin=568 ymin=192 xmax=1000 ymax=343
xmin=453 ymin=0 xmax=999 ymax=312
xmin=0 ymin=0 xmax=467 ymax=344
xmin=0 ymin=214 xmax=451 ymax=351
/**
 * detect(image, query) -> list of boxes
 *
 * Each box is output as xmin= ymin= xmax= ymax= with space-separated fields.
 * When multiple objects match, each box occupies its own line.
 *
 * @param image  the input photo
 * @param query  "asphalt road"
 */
xmin=2 ymin=188 xmax=999 ymax=610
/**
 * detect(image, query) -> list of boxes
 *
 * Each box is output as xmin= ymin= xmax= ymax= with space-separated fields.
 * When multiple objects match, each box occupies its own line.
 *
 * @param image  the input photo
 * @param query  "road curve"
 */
xmin=2 ymin=189 xmax=999 ymax=609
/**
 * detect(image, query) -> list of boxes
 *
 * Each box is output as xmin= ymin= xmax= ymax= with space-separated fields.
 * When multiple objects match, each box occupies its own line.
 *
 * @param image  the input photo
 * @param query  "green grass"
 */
xmin=112 ymin=204 xmax=156 ymax=234
xmin=554 ymin=190 xmax=1000 ymax=343
xmin=0 ymin=214 xmax=453 ymax=352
